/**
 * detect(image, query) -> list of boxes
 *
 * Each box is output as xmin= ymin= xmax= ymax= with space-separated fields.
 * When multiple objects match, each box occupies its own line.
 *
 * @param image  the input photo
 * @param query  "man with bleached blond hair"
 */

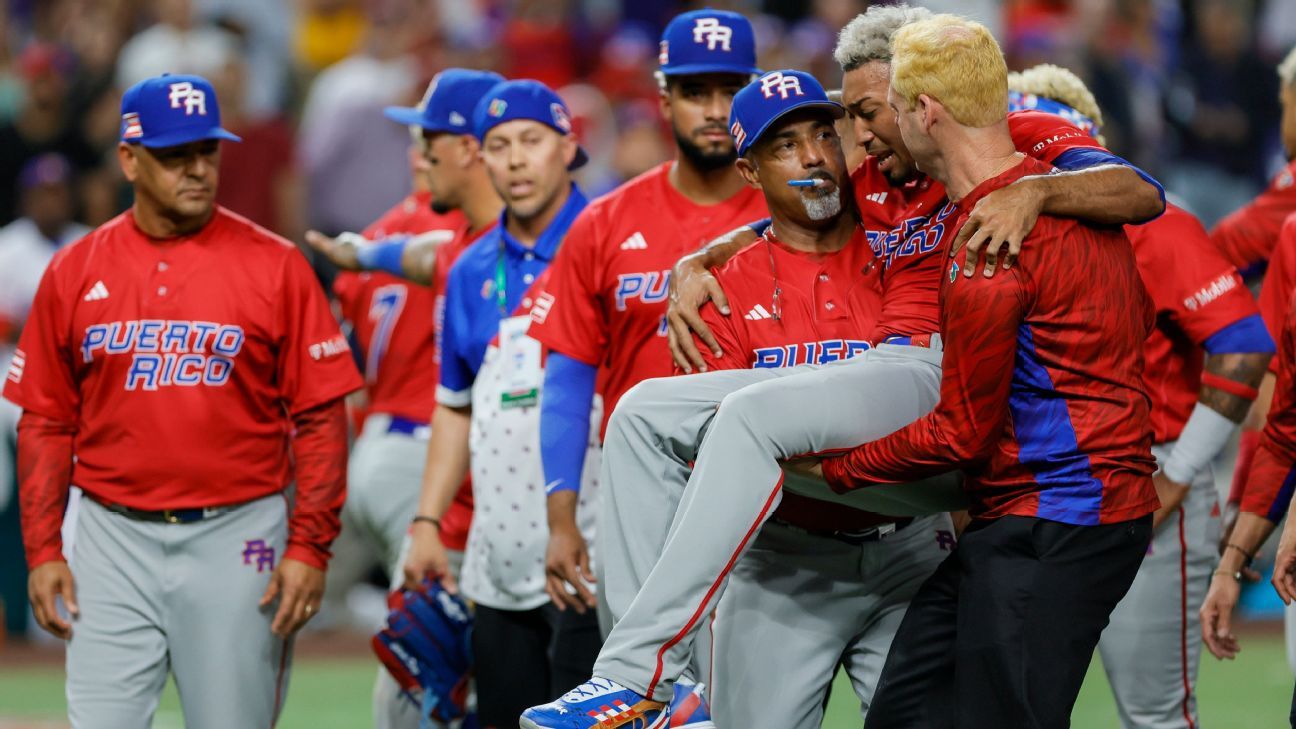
xmin=815 ymin=16 xmax=1160 ymax=727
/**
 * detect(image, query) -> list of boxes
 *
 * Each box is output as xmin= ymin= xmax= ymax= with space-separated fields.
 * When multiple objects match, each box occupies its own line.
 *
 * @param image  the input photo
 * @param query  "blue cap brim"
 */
xmin=661 ymin=64 xmax=761 ymax=77
xmin=383 ymin=106 xmax=426 ymax=127
xmin=743 ymin=100 xmax=845 ymax=155
xmin=137 ymin=127 xmax=242 ymax=148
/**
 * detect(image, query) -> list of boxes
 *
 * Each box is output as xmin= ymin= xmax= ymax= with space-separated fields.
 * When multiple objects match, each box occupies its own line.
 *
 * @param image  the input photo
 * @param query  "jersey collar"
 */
xmin=497 ymin=182 xmax=588 ymax=262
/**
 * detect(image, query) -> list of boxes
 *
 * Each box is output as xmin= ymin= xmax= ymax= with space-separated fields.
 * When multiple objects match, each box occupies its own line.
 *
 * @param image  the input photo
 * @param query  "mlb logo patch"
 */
xmin=121 ymin=112 xmax=143 ymax=139
xmin=488 ymin=98 xmax=508 ymax=118
xmin=551 ymin=103 xmax=572 ymax=133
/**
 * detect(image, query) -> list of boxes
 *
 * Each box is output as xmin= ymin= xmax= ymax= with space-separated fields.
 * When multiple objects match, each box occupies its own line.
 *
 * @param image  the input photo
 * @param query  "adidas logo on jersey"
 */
xmin=619 ymin=232 xmax=648 ymax=250
xmin=863 ymin=191 xmax=888 ymax=205
xmin=5 ymin=348 xmax=25 ymax=384
xmin=83 ymin=281 xmax=110 ymax=302
xmin=744 ymin=304 xmax=774 ymax=321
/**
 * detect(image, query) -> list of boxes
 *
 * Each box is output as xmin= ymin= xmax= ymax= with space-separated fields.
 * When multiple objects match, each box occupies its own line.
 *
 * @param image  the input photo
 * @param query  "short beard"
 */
xmin=800 ymin=188 xmax=842 ymax=221
xmin=674 ymin=127 xmax=737 ymax=173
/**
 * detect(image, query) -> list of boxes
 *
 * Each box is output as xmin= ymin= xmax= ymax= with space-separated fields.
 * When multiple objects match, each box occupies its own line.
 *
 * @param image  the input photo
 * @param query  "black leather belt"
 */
xmin=773 ymin=517 xmax=914 ymax=545
xmin=96 ymin=497 xmax=234 ymax=524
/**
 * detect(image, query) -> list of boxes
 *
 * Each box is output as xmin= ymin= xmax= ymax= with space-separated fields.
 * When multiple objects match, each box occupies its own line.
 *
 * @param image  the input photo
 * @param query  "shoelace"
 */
xmin=560 ymin=678 xmax=618 ymax=703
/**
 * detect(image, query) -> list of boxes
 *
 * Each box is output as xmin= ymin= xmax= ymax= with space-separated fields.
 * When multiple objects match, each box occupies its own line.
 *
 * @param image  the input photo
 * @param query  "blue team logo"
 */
xmin=752 ymin=339 xmax=871 ymax=368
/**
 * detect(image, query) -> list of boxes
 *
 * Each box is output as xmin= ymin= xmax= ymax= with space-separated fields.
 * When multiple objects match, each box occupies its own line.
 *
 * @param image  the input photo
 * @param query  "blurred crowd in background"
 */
xmin=2 ymin=0 xmax=1296 ymax=247
xmin=2 ymin=0 xmax=1296 ymax=634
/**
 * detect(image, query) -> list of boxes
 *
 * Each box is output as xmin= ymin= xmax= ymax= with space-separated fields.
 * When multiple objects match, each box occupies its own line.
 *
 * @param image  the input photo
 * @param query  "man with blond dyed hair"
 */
xmin=815 ymin=16 xmax=1159 ymax=726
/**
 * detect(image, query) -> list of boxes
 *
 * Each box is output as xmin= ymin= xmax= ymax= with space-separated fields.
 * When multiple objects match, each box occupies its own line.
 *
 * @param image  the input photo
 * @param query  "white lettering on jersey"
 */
xmin=1183 ymin=272 xmax=1239 ymax=311
xmin=692 ymin=17 xmax=733 ymax=50
xmin=309 ymin=334 xmax=351 ymax=361
xmin=760 ymin=72 xmax=803 ymax=100
xmin=6 ymin=348 xmax=25 ymax=384
xmin=80 ymin=320 xmax=245 ymax=391
xmin=168 ymin=82 xmax=207 ymax=116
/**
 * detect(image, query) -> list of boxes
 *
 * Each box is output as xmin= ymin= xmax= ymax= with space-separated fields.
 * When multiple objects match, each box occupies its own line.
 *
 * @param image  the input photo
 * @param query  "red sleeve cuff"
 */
xmin=26 ymin=546 xmax=65 ymax=570
xmin=284 ymin=542 xmax=330 ymax=570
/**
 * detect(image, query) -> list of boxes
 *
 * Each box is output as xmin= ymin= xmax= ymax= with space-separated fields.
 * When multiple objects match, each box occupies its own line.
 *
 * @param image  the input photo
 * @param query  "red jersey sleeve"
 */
xmin=1242 ymin=293 xmax=1296 ymax=521
xmin=1134 ymin=207 xmax=1257 ymax=343
xmin=276 ymin=250 xmax=363 ymax=413
xmin=1211 ymin=163 xmax=1296 ymax=270
xmin=2 ymin=255 xmax=78 ymax=422
xmin=692 ymin=272 xmax=751 ymax=373
xmin=822 ymin=265 xmax=1024 ymax=487
xmin=1008 ymin=110 xmax=1107 ymax=165
xmin=527 ymin=210 xmax=607 ymax=366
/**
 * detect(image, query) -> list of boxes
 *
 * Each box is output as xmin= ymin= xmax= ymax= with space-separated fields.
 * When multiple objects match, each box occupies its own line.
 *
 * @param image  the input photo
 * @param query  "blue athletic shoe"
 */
xmin=667 ymin=682 xmax=715 ymax=728
xmin=519 ymin=678 xmax=669 ymax=728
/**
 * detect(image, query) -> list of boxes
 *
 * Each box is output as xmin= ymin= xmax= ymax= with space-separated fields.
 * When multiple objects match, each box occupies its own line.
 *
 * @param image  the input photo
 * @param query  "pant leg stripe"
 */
xmin=646 ymin=477 xmax=784 ymax=699
xmin=1178 ymin=507 xmax=1196 ymax=729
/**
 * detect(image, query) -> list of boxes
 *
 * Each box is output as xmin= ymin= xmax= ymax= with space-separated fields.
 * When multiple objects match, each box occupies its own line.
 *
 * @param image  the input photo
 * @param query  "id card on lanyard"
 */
xmin=495 ymin=240 xmax=541 ymax=409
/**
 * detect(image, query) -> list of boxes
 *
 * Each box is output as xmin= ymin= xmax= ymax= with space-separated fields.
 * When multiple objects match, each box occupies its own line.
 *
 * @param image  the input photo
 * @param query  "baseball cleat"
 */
xmin=519 ymin=677 xmax=669 ymax=728
xmin=668 ymin=682 xmax=715 ymax=728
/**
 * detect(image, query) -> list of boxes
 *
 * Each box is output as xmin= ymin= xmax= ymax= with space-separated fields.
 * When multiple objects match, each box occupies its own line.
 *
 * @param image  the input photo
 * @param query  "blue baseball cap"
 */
xmin=120 ymin=74 xmax=241 ymax=148
xmin=384 ymin=68 xmax=505 ymax=134
xmin=729 ymin=69 xmax=844 ymax=157
xmin=473 ymin=79 xmax=588 ymax=170
xmin=659 ymin=9 xmax=759 ymax=77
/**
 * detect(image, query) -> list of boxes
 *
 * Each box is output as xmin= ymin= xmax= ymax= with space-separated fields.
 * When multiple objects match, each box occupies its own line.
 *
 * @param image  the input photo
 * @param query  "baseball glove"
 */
xmin=373 ymin=577 xmax=474 ymax=725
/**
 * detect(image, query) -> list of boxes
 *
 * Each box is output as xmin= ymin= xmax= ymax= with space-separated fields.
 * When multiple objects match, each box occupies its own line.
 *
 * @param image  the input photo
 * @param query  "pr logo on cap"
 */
xmin=488 ymin=98 xmax=508 ymax=118
xmin=167 ymin=81 xmax=208 ymax=116
xmin=760 ymin=71 xmax=804 ymax=100
xmin=692 ymin=17 xmax=732 ymax=51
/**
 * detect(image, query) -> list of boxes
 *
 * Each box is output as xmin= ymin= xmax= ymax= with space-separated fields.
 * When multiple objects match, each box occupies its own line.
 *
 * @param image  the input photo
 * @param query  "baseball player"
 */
xmin=308 ymin=68 xmax=504 ymax=729
xmin=6 ymin=74 xmax=362 ymax=728
xmin=1008 ymin=64 xmax=1277 ymax=729
xmin=524 ymin=9 xmax=765 ymax=691
xmin=1209 ymin=45 xmax=1296 ymax=274
xmin=685 ymin=75 xmax=956 ymax=728
xmin=392 ymin=78 xmax=607 ymax=729
xmin=523 ymin=10 xmax=1168 ymax=727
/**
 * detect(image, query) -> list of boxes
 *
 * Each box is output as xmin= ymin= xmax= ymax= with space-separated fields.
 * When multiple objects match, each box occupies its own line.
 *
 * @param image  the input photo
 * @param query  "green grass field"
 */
xmin=0 ymin=633 xmax=1290 ymax=728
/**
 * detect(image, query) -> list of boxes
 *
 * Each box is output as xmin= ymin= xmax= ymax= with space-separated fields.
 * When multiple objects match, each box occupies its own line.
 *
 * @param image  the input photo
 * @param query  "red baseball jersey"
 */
xmin=1130 ymin=205 xmax=1259 ymax=442
xmin=863 ymin=110 xmax=1113 ymax=341
xmin=697 ymin=227 xmax=889 ymax=531
xmin=1258 ymin=215 xmax=1296 ymax=347
xmin=1242 ymin=291 xmax=1296 ymax=522
xmin=3 ymin=206 xmax=363 ymax=548
xmin=823 ymin=157 xmax=1159 ymax=526
xmin=1211 ymin=160 xmax=1296 ymax=271
xmin=527 ymin=162 xmax=767 ymax=437
xmin=333 ymin=191 xmax=465 ymax=422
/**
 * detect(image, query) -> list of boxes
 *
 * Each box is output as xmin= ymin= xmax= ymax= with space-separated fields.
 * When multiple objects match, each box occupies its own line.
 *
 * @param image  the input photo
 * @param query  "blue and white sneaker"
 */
xmin=667 ymin=682 xmax=716 ymax=728
xmin=520 ymin=678 xmax=669 ymax=728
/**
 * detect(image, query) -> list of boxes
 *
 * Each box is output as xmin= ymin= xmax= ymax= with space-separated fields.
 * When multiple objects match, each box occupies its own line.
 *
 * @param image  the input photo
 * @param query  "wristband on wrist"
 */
xmin=1161 ymin=404 xmax=1237 ymax=485
xmin=356 ymin=236 xmax=410 ymax=277
xmin=1214 ymin=569 xmax=1243 ymax=581
xmin=411 ymin=515 xmax=441 ymax=530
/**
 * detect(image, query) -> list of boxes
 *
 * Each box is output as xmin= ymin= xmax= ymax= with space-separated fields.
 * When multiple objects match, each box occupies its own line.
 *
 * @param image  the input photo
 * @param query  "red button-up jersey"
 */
xmin=697 ymin=227 xmax=888 ymax=531
xmin=527 ymin=162 xmax=767 ymax=437
xmin=1243 ymin=290 xmax=1296 ymax=522
xmin=4 ymin=206 xmax=363 ymax=519
xmin=333 ymin=191 xmax=465 ymax=422
xmin=824 ymin=158 xmax=1159 ymax=526
xmin=1211 ymin=161 xmax=1296 ymax=270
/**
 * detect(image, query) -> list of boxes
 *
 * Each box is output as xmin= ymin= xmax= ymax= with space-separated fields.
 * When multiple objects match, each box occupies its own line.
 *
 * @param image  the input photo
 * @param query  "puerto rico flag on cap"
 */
xmin=120 ymin=73 xmax=241 ymax=148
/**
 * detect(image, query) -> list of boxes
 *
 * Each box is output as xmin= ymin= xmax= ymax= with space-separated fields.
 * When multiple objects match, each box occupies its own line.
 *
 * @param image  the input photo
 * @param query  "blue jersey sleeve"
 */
xmin=540 ymin=351 xmax=598 ymax=494
xmin=436 ymin=264 xmax=476 ymax=408
xmin=1051 ymin=148 xmax=1166 ymax=205
xmin=1202 ymin=314 xmax=1277 ymax=354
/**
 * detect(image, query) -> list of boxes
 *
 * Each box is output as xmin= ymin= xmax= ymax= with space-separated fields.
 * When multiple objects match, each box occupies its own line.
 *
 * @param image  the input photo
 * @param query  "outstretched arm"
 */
xmin=304 ymin=229 xmax=456 ymax=286
xmin=667 ymin=221 xmax=765 ymax=372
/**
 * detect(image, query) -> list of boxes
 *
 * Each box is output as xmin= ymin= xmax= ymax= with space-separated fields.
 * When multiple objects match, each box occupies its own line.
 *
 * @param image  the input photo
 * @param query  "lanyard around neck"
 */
xmin=495 ymin=238 xmax=508 ymax=316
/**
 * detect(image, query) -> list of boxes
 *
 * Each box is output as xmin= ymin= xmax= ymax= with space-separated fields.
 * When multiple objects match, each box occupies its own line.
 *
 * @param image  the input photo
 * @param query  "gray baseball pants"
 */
xmin=1097 ymin=442 xmax=1220 ymax=729
xmin=592 ymin=343 xmax=946 ymax=703
xmin=66 ymin=491 xmax=292 ymax=729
